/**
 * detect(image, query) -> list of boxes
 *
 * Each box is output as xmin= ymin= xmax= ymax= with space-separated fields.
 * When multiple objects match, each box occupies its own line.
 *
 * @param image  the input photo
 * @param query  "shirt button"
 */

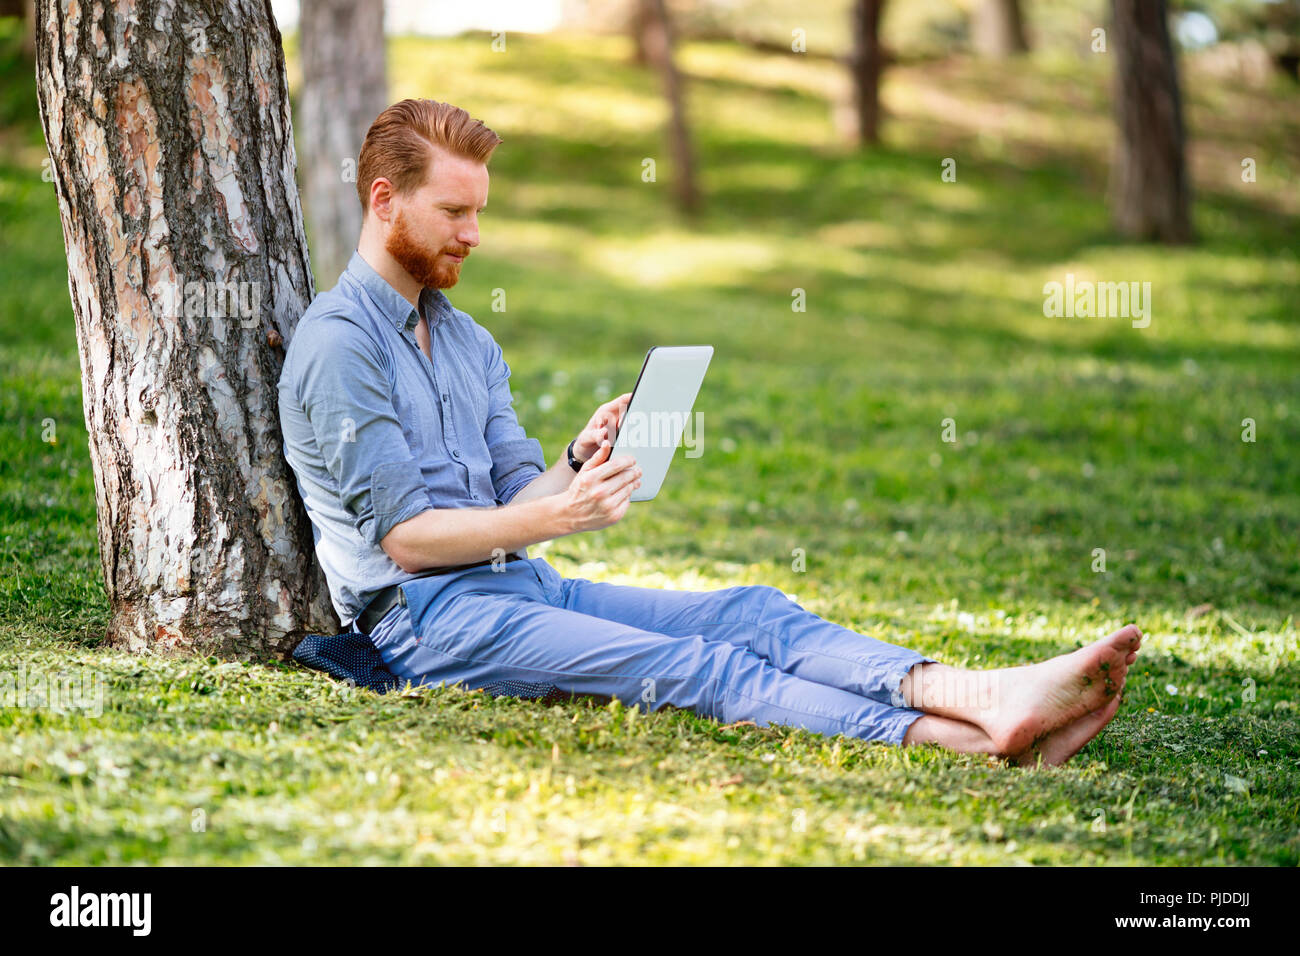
xmin=441 ymin=394 xmax=449 ymax=402
xmin=451 ymin=449 xmax=460 ymax=459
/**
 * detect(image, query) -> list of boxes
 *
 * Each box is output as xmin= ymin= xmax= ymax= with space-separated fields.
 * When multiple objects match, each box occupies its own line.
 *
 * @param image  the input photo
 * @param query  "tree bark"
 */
xmin=636 ymin=0 xmax=701 ymax=214
xmin=972 ymin=0 xmax=1029 ymax=58
xmin=34 ymin=0 xmax=338 ymax=659
xmin=300 ymin=0 xmax=386 ymax=289
xmin=849 ymin=0 xmax=886 ymax=146
xmin=1109 ymin=0 xmax=1193 ymax=243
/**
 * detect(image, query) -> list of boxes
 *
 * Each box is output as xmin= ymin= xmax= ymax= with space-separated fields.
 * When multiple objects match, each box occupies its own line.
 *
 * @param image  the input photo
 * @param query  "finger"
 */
xmin=614 ymin=483 xmax=636 ymax=510
xmin=596 ymin=472 xmax=640 ymax=504
xmin=615 ymin=465 xmax=643 ymax=491
xmin=604 ymin=482 xmax=634 ymax=513
xmin=597 ymin=456 xmax=637 ymax=479
xmin=582 ymin=440 xmax=612 ymax=469
xmin=590 ymin=449 xmax=637 ymax=479
xmin=619 ymin=466 xmax=642 ymax=489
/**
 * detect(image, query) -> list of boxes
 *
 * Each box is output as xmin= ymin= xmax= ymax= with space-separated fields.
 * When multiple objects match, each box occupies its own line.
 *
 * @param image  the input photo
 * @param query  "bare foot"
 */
xmin=902 ymin=714 xmax=1000 ymax=755
xmin=1010 ymin=694 xmax=1123 ymax=768
xmin=981 ymin=624 xmax=1142 ymax=755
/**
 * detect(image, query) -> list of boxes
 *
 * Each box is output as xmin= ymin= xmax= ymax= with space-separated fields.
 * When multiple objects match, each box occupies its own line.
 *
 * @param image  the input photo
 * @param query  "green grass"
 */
xmin=1 ymin=22 xmax=1298 ymax=864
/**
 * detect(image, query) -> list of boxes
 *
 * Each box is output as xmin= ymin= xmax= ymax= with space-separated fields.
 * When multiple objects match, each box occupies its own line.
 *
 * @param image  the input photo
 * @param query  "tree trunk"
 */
xmin=300 ymin=0 xmax=387 ymax=289
xmin=972 ymin=0 xmax=1029 ymax=58
xmin=849 ymin=0 xmax=886 ymax=146
xmin=637 ymin=0 xmax=701 ymax=214
xmin=34 ymin=0 xmax=338 ymax=659
xmin=1109 ymin=0 xmax=1193 ymax=243
xmin=629 ymin=0 xmax=650 ymax=65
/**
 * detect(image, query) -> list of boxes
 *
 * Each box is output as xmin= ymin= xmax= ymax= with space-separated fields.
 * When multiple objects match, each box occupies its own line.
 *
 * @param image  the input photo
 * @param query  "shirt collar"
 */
xmin=344 ymin=249 xmax=452 ymax=333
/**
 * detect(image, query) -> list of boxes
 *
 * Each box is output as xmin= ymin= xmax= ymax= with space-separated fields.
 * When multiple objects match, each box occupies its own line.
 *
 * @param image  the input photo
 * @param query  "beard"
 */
xmin=385 ymin=209 xmax=464 ymax=290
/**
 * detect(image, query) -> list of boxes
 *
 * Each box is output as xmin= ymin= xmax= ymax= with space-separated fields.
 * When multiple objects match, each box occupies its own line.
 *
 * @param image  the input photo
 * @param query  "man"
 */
xmin=278 ymin=99 xmax=1143 ymax=767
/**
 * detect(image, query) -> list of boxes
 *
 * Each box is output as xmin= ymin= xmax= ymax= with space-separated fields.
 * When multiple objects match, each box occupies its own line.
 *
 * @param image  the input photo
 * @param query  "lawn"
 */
xmin=1 ymin=22 xmax=1297 ymax=864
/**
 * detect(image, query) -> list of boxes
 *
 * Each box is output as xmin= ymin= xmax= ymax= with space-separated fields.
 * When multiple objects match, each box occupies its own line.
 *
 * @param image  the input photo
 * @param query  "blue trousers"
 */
xmin=368 ymin=556 xmax=935 ymax=745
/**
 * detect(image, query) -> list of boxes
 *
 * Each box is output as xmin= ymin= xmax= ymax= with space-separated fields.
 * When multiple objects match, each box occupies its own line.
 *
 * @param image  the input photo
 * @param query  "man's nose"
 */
xmin=459 ymin=214 xmax=480 ymax=248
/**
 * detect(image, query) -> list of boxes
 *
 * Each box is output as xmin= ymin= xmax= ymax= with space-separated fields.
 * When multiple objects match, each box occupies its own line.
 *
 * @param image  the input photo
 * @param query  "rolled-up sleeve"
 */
xmin=292 ymin=315 xmax=432 ymax=546
xmin=480 ymin=330 xmax=545 ymax=506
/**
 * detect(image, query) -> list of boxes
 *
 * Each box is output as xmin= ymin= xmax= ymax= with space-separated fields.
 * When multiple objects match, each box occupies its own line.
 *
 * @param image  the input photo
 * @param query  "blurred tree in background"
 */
xmin=971 ymin=0 xmax=1030 ymax=57
xmin=849 ymin=0 xmax=887 ymax=146
xmin=632 ymin=0 xmax=701 ymax=213
xmin=0 ymin=0 xmax=31 ymax=58
xmin=300 ymin=0 xmax=388 ymax=287
xmin=1111 ymin=0 xmax=1194 ymax=243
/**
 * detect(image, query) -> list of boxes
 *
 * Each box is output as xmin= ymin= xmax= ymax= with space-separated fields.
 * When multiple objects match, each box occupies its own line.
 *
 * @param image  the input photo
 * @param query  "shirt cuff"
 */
xmin=490 ymin=437 xmax=546 ymax=504
xmin=359 ymin=459 xmax=432 ymax=547
xmin=495 ymin=462 xmax=544 ymax=506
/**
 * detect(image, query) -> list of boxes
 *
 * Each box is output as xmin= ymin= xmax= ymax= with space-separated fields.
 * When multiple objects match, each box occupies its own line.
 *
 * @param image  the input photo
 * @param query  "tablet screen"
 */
xmin=609 ymin=345 xmax=713 ymax=501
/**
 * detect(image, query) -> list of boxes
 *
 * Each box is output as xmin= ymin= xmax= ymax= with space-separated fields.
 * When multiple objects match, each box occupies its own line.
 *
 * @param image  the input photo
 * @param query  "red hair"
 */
xmin=356 ymin=99 xmax=502 ymax=216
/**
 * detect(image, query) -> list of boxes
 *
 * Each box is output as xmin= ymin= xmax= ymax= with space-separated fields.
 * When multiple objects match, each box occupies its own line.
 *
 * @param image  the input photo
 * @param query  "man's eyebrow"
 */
xmin=440 ymin=201 xmax=488 ymax=212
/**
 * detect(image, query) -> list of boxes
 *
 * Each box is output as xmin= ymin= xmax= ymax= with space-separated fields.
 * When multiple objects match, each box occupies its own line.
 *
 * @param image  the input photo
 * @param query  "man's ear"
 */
xmin=369 ymin=177 xmax=395 ymax=224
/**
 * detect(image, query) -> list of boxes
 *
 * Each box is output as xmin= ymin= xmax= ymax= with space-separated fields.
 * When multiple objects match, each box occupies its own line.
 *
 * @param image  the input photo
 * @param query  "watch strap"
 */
xmin=566 ymin=437 xmax=584 ymax=472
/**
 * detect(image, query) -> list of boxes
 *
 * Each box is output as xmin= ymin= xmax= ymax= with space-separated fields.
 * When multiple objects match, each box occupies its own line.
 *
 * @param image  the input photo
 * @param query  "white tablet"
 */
xmin=609 ymin=346 xmax=713 ymax=501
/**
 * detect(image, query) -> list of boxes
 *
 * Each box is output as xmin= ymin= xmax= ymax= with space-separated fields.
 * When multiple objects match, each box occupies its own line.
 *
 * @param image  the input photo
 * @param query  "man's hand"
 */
xmin=572 ymin=391 xmax=633 ymax=464
xmin=561 ymin=440 xmax=641 ymax=533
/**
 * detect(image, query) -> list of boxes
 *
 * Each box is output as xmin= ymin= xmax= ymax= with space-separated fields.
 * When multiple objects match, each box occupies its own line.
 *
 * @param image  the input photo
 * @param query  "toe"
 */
xmin=1102 ymin=625 xmax=1143 ymax=660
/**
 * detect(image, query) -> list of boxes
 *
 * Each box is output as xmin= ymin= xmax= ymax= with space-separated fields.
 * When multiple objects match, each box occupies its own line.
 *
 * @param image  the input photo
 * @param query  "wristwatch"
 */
xmin=566 ymin=437 xmax=585 ymax=472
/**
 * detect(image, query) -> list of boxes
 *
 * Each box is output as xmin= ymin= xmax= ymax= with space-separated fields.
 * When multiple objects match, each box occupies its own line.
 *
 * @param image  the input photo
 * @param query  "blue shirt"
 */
xmin=277 ymin=250 xmax=547 ymax=626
